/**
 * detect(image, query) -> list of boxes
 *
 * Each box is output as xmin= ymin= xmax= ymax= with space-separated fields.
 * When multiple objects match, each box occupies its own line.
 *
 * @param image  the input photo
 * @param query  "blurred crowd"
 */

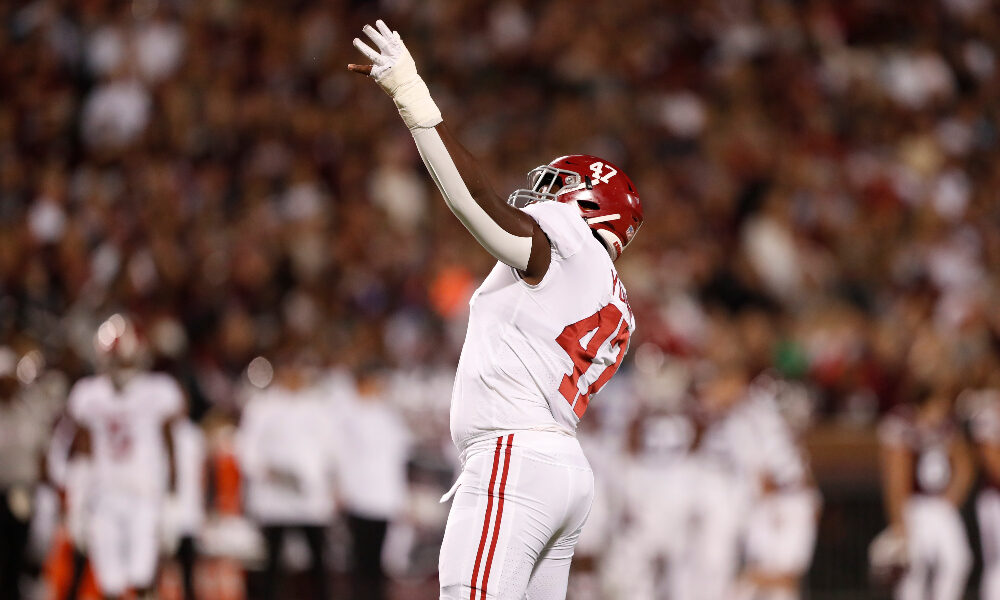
xmin=1 ymin=0 xmax=999 ymax=598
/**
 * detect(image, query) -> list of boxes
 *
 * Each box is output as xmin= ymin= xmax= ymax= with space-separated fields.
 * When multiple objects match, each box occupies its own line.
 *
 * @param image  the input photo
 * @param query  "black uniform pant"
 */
xmin=176 ymin=535 xmax=197 ymax=600
xmin=0 ymin=491 xmax=30 ymax=600
xmin=260 ymin=524 xmax=328 ymax=600
xmin=346 ymin=514 xmax=388 ymax=600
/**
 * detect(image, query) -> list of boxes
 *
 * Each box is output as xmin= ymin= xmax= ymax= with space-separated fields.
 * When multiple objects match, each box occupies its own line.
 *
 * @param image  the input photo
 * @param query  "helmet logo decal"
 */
xmin=589 ymin=162 xmax=618 ymax=185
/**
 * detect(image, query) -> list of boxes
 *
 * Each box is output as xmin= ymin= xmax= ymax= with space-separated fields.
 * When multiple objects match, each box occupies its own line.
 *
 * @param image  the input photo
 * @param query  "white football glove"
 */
xmin=353 ymin=20 xmax=442 ymax=130
xmin=868 ymin=526 xmax=909 ymax=583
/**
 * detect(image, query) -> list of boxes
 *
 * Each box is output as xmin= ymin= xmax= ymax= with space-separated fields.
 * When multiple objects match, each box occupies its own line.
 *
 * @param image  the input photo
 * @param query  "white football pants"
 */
xmin=88 ymin=491 xmax=160 ymax=595
xmin=740 ymin=488 xmax=820 ymax=600
xmin=977 ymin=489 xmax=1000 ymax=600
xmin=439 ymin=431 xmax=594 ymax=600
xmin=896 ymin=495 xmax=971 ymax=600
xmin=666 ymin=457 xmax=748 ymax=600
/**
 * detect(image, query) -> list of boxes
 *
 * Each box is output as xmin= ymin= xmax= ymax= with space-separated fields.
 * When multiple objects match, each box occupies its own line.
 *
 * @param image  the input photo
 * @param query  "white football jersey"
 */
xmin=450 ymin=200 xmax=635 ymax=451
xmin=741 ymin=379 xmax=810 ymax=489
xmin=68 ymin=373 xmax=182 ymax=498
xmin=236 ymin=386 xmax=339 ymax=524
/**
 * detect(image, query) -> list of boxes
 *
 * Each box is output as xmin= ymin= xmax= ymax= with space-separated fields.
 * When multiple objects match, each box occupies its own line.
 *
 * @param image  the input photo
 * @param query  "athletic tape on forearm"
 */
xmin=391 ymin=79 xmax=442 ymax=130
xmin=411 ymin=127 xmax=532 ymax=270
xmin=375 ymin=49 xmax=442 ymax=130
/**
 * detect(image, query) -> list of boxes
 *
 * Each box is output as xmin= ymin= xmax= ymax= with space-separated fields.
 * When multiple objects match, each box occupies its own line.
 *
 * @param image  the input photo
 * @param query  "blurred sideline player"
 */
xmin=736 ymin=374 xmax=820 ymax=600
xmin=601 ymin=411 xmax=694 ymax=600
xmin=877 ymin=384 xmax=973 ymax=600
xmin=336 ymin=365 xmax=412 ymax=600
xmin=67 ymin=315 xmax=183 ymax=600
xmin=0 ymin=347 xmax=61 ymax=600
xmin=669 ymin=364 xmax=756 ymax=600
xmin=350 ymin=19 xmax=642 ymax=600
xmin=236 ymin=357 xmax=336 ymax=600
xmin=965 ymin=387 xmax=1000 ymax=600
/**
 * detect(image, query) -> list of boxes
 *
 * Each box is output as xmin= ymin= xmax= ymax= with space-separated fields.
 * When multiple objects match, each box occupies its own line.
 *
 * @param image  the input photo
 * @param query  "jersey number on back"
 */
xmin=555 ymin=304 xmax=630 ymax=418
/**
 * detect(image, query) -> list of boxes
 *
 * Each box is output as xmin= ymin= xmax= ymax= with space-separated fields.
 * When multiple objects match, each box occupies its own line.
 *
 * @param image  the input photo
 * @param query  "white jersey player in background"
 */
xmin=67 ymin=315 xmax=182 ymax=600
xmin=963 ymin=387 xmax=1000 ymax=600
xmin=236 ymin=356 xmax=337 ymax=600
xmin=670 ymin=364 xmax=757 ymax=600
xmin=877 ymin=385 xmax=973 ymax=600
xmin=736 ymin=374 xmax=820 ymax=600
xmin=602 ymin=411 xmax=695 ymax=600
xmin=350 ymin=20 xmax=643 ymax=600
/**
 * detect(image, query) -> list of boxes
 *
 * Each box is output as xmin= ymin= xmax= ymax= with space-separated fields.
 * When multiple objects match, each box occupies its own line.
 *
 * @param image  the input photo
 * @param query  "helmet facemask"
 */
xmin=507 ymin=165 xmax=584 ymax=208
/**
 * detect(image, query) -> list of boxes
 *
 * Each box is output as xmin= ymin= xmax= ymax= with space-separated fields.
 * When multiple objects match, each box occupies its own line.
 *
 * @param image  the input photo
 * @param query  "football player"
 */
xmin=350 ymin=20 xmax=642 ymax=600
xmin=674 ymin=363 xmax=756 ymax=600
xmin=877 ymin=384 xmax=973 ymax=600
xmin=66 ymin=315 xmax=182 ymax=600
xmin=236 ymin=356 xmax=336 ymax=600
xmin=964 ymin=387 xmax=1000 ymax=600
xmin=737 ymin=375 xmax=820 ymax=600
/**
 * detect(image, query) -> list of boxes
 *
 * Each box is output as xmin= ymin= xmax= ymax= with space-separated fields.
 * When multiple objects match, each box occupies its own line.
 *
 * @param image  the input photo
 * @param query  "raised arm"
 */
xmin=348 ymin=20 xmax=550 ymax=282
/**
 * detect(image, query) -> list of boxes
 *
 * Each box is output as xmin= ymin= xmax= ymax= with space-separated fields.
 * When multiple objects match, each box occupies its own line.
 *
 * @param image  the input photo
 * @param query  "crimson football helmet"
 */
xmin=508 ymin=155 xmax=642 ymax=260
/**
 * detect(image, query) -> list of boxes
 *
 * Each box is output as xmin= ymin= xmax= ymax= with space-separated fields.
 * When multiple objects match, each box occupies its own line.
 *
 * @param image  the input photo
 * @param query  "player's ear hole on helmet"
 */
xmin=577 ymin=200 xmax=601 ymax=211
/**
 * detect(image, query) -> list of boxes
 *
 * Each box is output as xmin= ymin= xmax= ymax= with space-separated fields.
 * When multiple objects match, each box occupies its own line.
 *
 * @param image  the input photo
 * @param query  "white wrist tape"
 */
xmin=411 ymin=127 xmax=532 ymax=270
xmin=375 ymin=45 xmax=442 ymax=130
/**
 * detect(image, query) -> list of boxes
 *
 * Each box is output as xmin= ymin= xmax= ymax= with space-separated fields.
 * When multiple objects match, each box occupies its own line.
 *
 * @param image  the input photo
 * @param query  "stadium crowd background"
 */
xmin=1 ymin=0 xmax=999 ymax=598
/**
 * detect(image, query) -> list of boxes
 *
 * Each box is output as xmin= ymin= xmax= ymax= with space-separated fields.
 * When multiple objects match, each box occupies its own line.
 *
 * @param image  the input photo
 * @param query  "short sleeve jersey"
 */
xmin=878 ymin=405 xmax=958 ymax=495
xmin=741 ymin=378 xmax=810 ymax=489
xmin=68 ymin=373 xmax=182 ymax=497
xmin=967 ymin=390 xmax=1000 ymax=488
xmin=450 ymin=201 xmax=635 ymax=452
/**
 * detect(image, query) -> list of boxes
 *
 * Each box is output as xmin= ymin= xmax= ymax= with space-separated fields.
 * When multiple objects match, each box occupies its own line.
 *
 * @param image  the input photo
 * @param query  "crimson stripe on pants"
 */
xmin=469 ymin=436 xmax=504 ymax=600
xmin=480 ymin=433 xmax=514 ymax=599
